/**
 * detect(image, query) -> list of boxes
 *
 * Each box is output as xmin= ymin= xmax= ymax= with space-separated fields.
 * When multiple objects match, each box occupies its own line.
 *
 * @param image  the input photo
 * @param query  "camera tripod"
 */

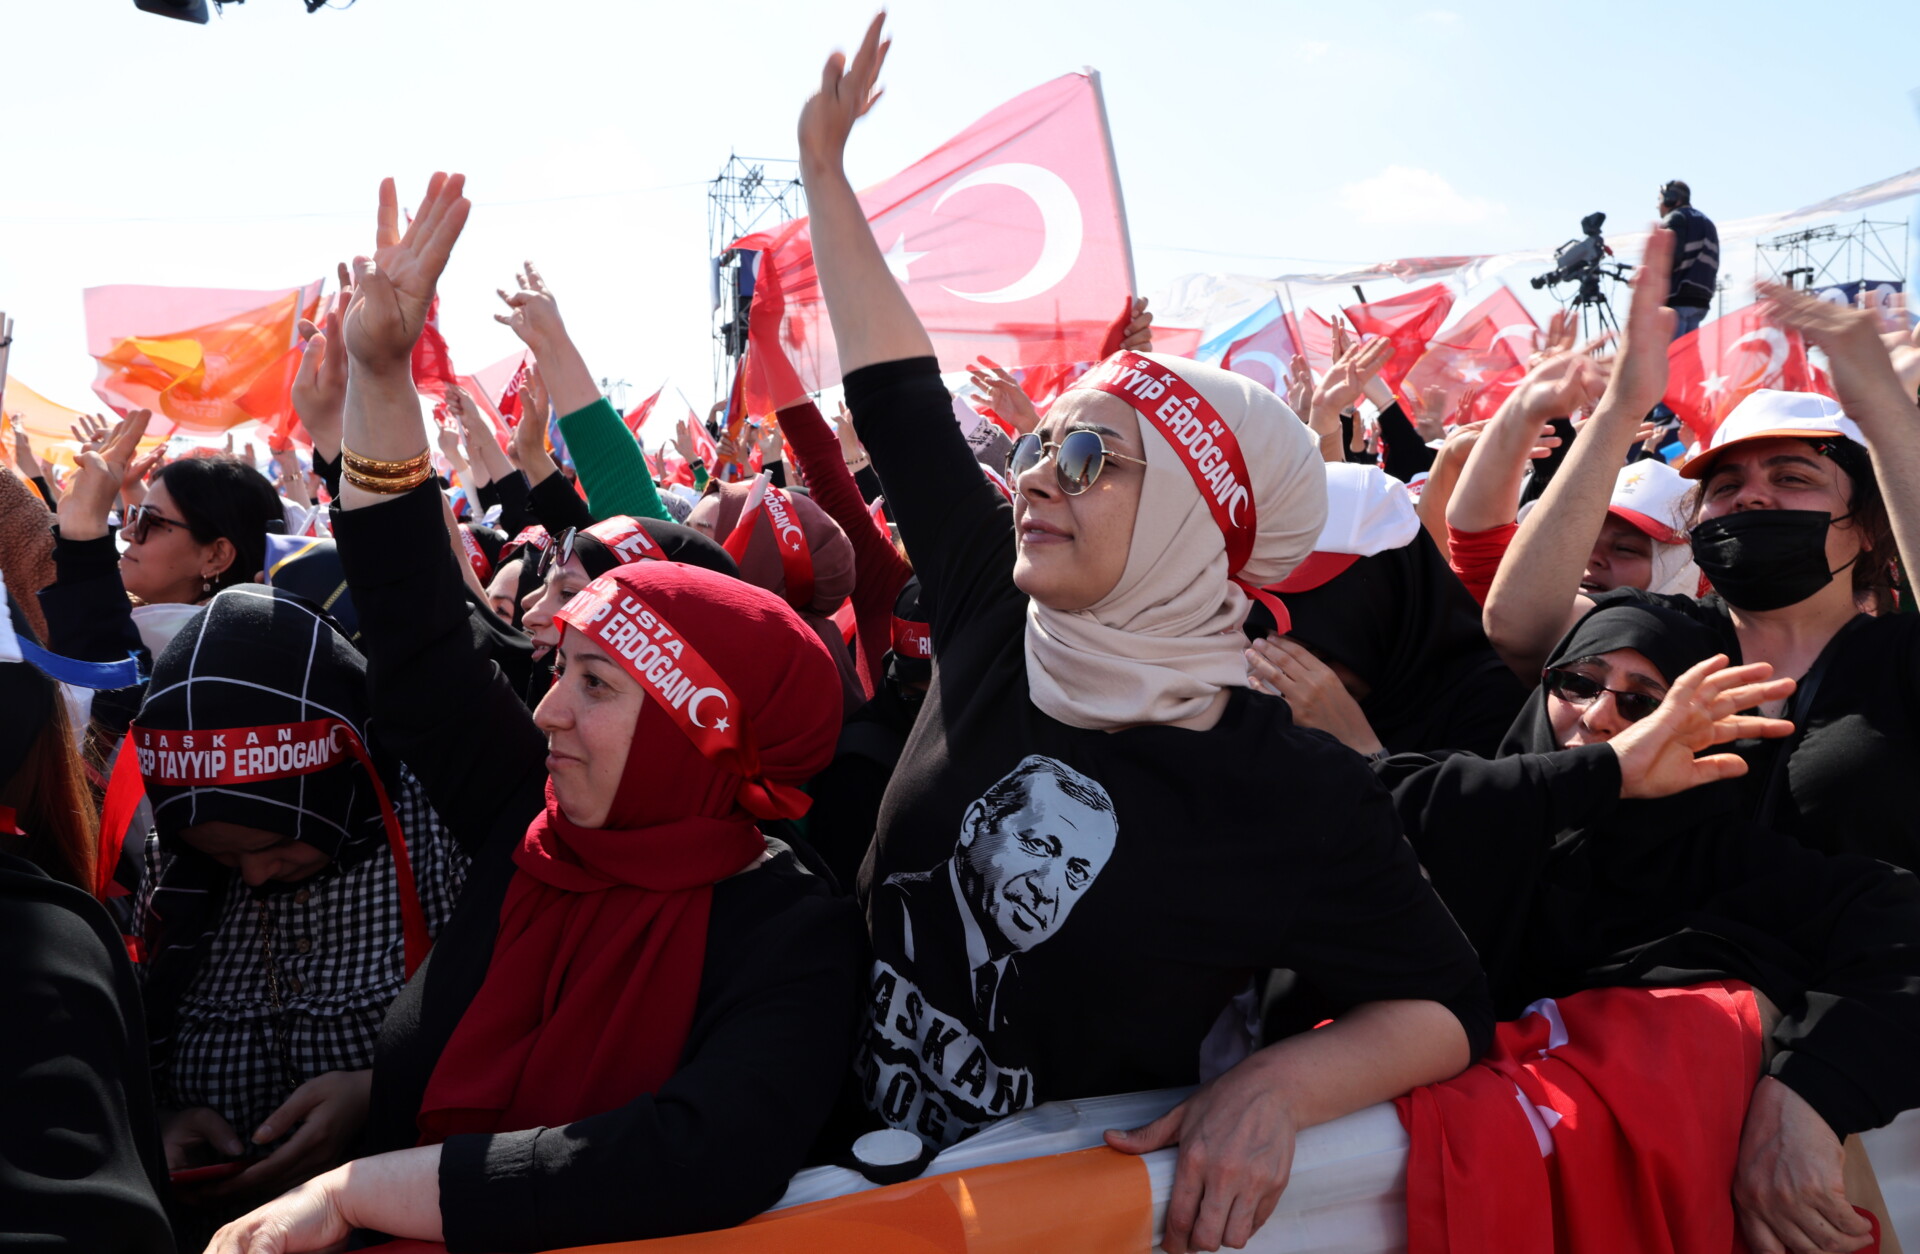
xmin=1562 ymin=263 xmax=1632 ymax=344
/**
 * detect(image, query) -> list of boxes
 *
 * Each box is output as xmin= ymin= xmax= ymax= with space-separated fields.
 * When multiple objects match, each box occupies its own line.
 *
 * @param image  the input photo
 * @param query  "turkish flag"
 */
xmin=1221 ymin=307 xmax=1303 ymax=396
xmin=87 ymin=281 xmax=324 ymax=434
xmin=623 ymin=385 xmax=663 ymax=439
xmin=1343 ymin=283 xmax=1456 ymax=403
xmin=735 ymin=72 xmax=1134 ymax=413
xmin=410 ymin=296 xmax=460 ymax=399
xmin=1664 ymin=304 xmax=1818 ymax=446
xmin=1294 ymin=309 xmax=1339 ymax=375
xmin=1401 ymin=287 xmax=1538 ymax=425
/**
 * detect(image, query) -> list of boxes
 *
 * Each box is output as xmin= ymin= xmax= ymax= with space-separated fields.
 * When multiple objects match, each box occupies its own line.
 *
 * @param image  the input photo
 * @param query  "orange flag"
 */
xmin=87 ymin=281 xmax=323 ymax=434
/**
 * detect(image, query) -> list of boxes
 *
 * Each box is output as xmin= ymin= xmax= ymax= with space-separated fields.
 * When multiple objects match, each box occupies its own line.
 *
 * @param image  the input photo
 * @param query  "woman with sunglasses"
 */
xmin=1483 ymin=241 xmax=1920 ymax=875
xmin=208 ymin=173 xmax=864 ymax=1254
xmin=1380 ymin=597 xmax=1920 ymax=1250
xmin=40 ymin=409 xmax=285 ymax=707
xmin=800 ymin=21 xmax=1489 ymax=1254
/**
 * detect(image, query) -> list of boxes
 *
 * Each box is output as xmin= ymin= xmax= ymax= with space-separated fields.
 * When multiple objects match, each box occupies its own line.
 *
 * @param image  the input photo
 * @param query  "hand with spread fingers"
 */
xmin=1245 ymin=636 xmax=1383 ymax=756
xmin=342 ymin=173 xmax=471 ymax=371
xmin=57 ymin=408 xmax=150 ymax=542
xmin=292 ymin=274 xmax=352 ymax=461
xmin=966 ymin=356 xmax=1041 ymax=435
xmin=797 ymin=11 xmax=891 ymax=171
xmin=1608 ymin=655 xmax=1795 ymax=799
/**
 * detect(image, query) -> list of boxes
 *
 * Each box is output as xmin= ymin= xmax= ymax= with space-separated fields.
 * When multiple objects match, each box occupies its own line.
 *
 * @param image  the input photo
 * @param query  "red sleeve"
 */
xmin=778 ymin=400 xmax=912 ymax=696
xmin=1445 ymin=521 xmax=1517 ymax=608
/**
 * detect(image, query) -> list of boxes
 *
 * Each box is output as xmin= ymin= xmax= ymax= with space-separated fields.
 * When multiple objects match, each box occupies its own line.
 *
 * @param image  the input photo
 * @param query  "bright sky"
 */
xmin=4 ymin=0 xmax=1916 ymax=438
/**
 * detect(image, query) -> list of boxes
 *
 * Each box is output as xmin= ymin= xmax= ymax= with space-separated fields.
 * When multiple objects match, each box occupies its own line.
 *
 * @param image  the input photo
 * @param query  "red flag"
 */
xmin=1401 ymin=288 xmax=1538 ymax=424
xmin=410 ymin=296 xmax=460 ymax=398
xmin=687 ymin=414 xmax=719 ymax=468
xmin=1343 ymin=283 xmax=1456 ymax=402
xmin=623 ymin=385 xmax=664 ymax=439
xmin=1663 ymin=304 xmax=1818 ymax=446
xmin=86 ymin=281 xmax=323 ymax=435
xmin=1221 ymin=311 xmax=1303 ymax=396
xmin=1294 ymin=309 xmax=1339 ymax=375
xmin=735 ymin=72 xmax=1134 ymax=413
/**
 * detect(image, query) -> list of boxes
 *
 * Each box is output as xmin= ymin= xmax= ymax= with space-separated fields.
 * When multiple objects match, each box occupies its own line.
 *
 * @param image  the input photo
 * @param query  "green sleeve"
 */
xmin=692 ymin=460 xmax=709 ymax=493
xmin=554 ymin=397 xmax=670 ymax=522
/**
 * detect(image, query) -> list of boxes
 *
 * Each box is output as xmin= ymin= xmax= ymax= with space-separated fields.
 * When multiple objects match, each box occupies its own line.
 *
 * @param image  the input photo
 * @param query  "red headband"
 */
xmin=556 ymin=575 xmax=810 ymax=819
xmin=460 ymin=528 xmax=495 ymax=586
xmin=500 ymin=525 xmax=552 ymax=563
xmin=583 ymin=516 xmax=664 ymax=565
xmin=1075 ymin=351 xmax=1290 ymax=631
xmin=892 ymin=616 xmax=933 ymax=660
xmin=722 ymin=475 xmax=815 ymax=609
xmin=110 ymin=718 xmax=430 ymax=976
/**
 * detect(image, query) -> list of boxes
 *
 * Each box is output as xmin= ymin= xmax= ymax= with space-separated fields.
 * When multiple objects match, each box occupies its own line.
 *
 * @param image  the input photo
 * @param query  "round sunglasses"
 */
xmin=1006 ymin=430 xmax=1149 ymax=496
xmin=1541 ymin=666 xmax=1664 ymax=723
xmin=123 ymin=504 xmax=192 ymax=546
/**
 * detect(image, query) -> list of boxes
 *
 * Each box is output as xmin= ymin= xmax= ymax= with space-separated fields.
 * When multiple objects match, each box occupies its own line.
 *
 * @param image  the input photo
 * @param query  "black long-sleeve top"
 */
xmin=845 ymin=357 xmax=1491 ymax=1150
xmin=1380 ymin=746 xmax=1920 ymax=1137
xmin=0 ymin=852 xmax=174 ymax=1253
xmin=334 ymin=483 xmax=866 ymax=1251
xmin=524 ymin=468 xmax=596 ymax=535
xmin=38 ymin=531 xmax=154 ymax=745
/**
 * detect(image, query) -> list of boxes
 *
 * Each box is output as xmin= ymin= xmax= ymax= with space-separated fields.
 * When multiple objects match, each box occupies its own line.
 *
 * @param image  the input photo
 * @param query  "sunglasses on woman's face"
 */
xmin=535 ymin=527 xmax=578 ymax=582
xmin=1541 ymin=667 xmax=1664 ymax=723
xmin=1006 ymin=430 xmax=1150 ymax=496
xmin=124 ymin=504 xmax=190 ymax=546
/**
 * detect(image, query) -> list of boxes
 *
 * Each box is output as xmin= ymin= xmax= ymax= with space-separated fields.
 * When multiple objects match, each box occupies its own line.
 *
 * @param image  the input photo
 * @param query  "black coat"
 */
xmin=0 ymin=852 xmax=173 ymax=1253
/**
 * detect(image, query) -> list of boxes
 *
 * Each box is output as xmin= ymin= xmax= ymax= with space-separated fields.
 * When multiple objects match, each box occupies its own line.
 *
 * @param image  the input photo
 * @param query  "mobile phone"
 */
xmin=169 ymin=1160 xmax=247 ymax=1185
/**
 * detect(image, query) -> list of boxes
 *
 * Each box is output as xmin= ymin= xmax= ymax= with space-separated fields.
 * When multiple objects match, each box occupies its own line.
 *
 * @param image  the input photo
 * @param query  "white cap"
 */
xmin=1271 ymin=464 xmax=1419 ymax=592
xmin=1607 ymin=460 xmax=1691 ymax=545
xmin=1681 ymin=389 xmax=1864 ymax=479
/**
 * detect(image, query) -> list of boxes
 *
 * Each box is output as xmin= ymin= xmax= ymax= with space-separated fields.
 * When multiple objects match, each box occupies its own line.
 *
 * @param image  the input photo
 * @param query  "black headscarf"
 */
xmin=1264 ymin=527 xmax=1526 ymax=757
xmin=574 ymin=516 xmax=739 ymax=580
xmin=137 ymin=586 xmax=407 ymax=1073
xmin=1386 ymin=596 xmax=1920 ymax=1133
xmin=1499 ymin=594 xmax=1722 ymax=757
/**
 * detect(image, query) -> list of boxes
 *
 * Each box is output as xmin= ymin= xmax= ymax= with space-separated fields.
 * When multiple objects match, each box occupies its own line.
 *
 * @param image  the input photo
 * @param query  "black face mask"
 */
xmin=1689 ymin=510 xmax=1854 ymax=612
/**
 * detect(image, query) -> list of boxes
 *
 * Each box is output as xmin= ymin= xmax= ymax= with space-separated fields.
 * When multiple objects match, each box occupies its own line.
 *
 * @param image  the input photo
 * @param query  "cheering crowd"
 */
xmin=11 ymin=16 xmax=1920 ymax=1254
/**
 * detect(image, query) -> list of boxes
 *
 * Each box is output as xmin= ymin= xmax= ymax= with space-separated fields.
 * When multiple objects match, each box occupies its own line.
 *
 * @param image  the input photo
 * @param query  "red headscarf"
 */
xmin=710 ymin=479 xmax=864 ymax=712
xmin=417 ymin=562 xmax=843 ymax=1141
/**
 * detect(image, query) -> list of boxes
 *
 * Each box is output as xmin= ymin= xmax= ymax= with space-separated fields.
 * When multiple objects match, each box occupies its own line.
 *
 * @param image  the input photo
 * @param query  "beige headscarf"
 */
xmin=1024 ymin=353 xmax=1327 ymax=730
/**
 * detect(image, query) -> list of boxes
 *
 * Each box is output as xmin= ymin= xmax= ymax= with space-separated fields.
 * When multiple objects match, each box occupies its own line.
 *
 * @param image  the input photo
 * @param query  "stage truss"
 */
xmin=708 ymin=155 xmax=805 ymax=404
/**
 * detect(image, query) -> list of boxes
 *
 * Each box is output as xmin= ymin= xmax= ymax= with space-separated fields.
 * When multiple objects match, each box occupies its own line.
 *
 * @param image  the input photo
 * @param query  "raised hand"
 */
xmin=58 ymin=409 xmax=150 ymax=542
xmin=11 ymin=420 xmax=40 ymax=479
xmin=830 ymin=401 xmax=868 ymax=466
xmin=1283 ymin=353 xmax=1314 ymax=420
xmin=291 ymin=278 xmax=351 ymax=460
xmin=1310 ymin=337 xmax=1394 ymax=434
xmin=71 ymin=411 xmax=111 ymax=455
xmin=672 ymin=417 xmax=698 ymax=466
xmin=1610 ymin=655 xmax=1795 ymax=799
xmin=1585 ymin=227 xmax=1675 ymax=420
xmin=493 ymin=261 xmax=567 ymax=353
xmin=343 ymin=173 xmax=471 ymax=370
xmin=511 ymin=366 xmax=558 ymax=484
xmin=1119 ymin=296 xmax=1154 ymax=353
xmin=966 ymin=355 xmax=1041 ymax=435
xmin=797 ymin=12 xmax=890 ymax=171
xmin=755 ymin=418 xmax=784 ymax=463
xmin=435 ymin=416 xmax=464 ymax=463
xmin=1507 ymin=341 xmax=1611 ymax=425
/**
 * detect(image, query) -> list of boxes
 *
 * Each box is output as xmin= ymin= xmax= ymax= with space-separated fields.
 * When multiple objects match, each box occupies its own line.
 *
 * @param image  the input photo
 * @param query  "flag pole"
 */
xmin=1085 ymin=68 xmax=1138 ymax=298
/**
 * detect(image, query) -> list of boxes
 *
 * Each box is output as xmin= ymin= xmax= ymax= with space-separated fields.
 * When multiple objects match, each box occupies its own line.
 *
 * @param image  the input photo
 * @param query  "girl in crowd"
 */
xmin=210 ymin=171 xmax=864 ymax=1253
xmin=805 ymin=21 xmax=1490 ymax=1254
xmin=1 ymin=589 xmax=173 ymax=1252
xmin=1484 ymin=243 xmax=1920 ymax=871
xmin=134 ymin=586 xmax=467 ymax=1231
xmin=1383 ymin=597 xmax=1920 ymax=1251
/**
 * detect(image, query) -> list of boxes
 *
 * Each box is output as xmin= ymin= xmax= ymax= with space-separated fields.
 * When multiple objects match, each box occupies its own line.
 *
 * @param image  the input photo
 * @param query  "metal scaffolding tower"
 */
xmin=708 ymin=155 xmax=805 ymax=404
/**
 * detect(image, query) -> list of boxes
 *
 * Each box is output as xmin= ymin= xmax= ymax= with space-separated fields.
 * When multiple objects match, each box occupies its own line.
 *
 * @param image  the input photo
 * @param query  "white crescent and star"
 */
xmin=1228 ymin=350 xmax=1287 ymax=391
xmin=779 ymin=522 xmax=806 ymax=548
xmin=685 ymin=687 xmax=729 ymax=730
xmin=883 ymin=162 xmax=1086 ymax=305
xmin=1726 ymin=327 xmax=1789 ymax=390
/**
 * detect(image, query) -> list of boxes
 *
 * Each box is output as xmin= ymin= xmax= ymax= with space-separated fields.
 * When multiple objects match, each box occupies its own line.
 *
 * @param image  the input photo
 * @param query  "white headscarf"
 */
xmin=1024 ymin=354 xmax=1327 ymax=730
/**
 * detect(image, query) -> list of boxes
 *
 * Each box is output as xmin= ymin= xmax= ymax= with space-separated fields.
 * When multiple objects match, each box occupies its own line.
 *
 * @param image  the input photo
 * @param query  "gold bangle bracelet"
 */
xmin=341 ymin=445 xmax=432 ymax=478
xmin=343 ymin=464 xmax=434 ymax=494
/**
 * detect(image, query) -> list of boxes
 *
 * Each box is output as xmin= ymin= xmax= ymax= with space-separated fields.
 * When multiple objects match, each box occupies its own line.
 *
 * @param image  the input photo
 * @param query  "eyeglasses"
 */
xmin=535 ymin=527 xmax=578 ymax=581
xmin=1541 ymin=667 xmax=1665 ymax=723
xmin=124 ymin=504 xmax=191 ymax=545
xmin=1006 ymin=430 xmax=1150 ymax=496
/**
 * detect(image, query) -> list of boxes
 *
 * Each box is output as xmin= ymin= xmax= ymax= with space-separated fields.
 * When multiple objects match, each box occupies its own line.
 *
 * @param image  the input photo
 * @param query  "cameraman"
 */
xmin=1658 ymin=180 xmax=1718 ymax=338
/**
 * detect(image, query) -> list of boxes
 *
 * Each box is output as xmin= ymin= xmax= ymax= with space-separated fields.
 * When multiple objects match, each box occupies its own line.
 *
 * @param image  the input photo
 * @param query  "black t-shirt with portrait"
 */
xmin=1585 ymin=587 xmax=1920 ymax=871
xmin=847 ymin=357 xmax=1492 ymax=1150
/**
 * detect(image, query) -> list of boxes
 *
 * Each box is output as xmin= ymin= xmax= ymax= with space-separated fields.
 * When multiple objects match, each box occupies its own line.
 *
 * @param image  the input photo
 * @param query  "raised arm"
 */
xmin=798 ymin=14 xmax=933 ymax=374
xmin=1760 ymin=282 xmax=1920 ymax=581
xmin=495 ymin=263 xmax=669 ymax=522
xmin=1483 ymin=229 xmax=1675 ymax=677
xmin=332 ymin=174 xmax=547 ymax=845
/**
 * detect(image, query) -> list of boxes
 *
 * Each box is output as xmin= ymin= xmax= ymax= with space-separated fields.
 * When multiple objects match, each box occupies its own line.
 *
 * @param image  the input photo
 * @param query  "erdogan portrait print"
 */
xmin=860 ymin=755 xmax=1118 ymax=1147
